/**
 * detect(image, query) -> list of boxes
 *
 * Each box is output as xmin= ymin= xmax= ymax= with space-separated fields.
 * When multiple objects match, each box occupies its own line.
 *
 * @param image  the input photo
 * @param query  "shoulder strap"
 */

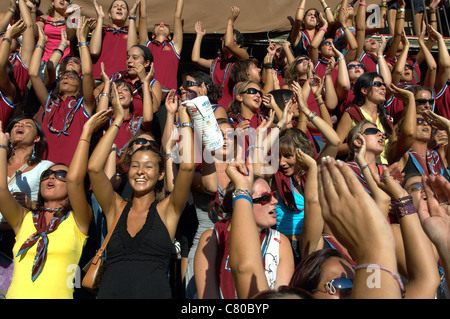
xmin=93 ymin=200 xmax=128 ymax=261
xmin=8 ymin=163 xmax=29 ymax=187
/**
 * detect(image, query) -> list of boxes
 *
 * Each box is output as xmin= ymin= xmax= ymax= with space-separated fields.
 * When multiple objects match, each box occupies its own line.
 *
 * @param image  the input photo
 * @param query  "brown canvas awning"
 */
xmin=13 ymin=0 xmax=384 ymax=34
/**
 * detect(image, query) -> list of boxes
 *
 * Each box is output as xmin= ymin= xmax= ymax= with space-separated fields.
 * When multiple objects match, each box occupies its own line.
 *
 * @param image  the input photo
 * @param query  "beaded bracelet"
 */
xmin=232 ymin=194 xmax=253 ymax=209
xmin=355 ymin=264 xmax=405 ymax=298
xmin=391 ymin=196 xmax=416 ymax=219
xmin=99 ymin=92 xmax=111 ymax=98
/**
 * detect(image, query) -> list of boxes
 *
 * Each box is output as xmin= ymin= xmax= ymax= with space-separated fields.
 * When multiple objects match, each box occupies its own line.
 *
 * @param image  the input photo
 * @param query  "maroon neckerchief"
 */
xmin=322 ymin=234 xmax=357 ymax=267
xmin=273 ymin=170 xmax=307 ymax=213
xmin=346 ymin=104 xmax=393 ymax=131
xmin=45 ymin=93 xmax=83 ymax=137
xmin=16 ymin=211 xmax=69 ymax=281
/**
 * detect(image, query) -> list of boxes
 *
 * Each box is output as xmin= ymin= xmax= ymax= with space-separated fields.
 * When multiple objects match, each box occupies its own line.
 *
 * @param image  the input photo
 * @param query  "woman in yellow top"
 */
xmin=0 ymin=109 xmax=111 ymax=299
xmin=336 ymin=72 xmax=393 ymax=164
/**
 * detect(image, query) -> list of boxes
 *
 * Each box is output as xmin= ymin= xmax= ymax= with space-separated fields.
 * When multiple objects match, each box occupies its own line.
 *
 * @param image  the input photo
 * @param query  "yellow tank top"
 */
xmin=6 ymin=211 xmax=87 ymax=299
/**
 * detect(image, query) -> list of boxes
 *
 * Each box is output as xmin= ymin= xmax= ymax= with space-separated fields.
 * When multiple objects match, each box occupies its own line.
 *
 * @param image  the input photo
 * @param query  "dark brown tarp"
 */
xmin=3 ymin=0 xmax=383 ymax=34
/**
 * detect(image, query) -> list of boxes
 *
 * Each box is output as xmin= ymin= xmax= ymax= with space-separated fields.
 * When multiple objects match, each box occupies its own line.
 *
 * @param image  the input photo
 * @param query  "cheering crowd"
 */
xmin=0 ymin=0 xmax=449 ymax=300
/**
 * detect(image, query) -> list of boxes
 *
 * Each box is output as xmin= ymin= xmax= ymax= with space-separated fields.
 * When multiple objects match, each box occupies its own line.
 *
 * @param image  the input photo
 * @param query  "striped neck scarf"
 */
xmin=16 ymin=211 xmax=69 ymax=281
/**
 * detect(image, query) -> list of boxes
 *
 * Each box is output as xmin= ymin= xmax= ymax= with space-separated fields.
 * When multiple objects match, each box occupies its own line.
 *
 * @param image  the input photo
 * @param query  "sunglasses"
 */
xmin=134 ymin=137 xmax=158 ymax=147
xmin=372 ymin=81 xmax=386 ymax=88
xmin=154 ymin=23 xmax=170 ymax=29
xmin=322 ymin=40 xmax=333 ymax=46
xmin=313 ymin=278 xmax=353 ymax=296
xmin=296 ymin=58 xmax=310 ymax=65
xmin=183 ymin=80 xmax=200 ymax=88
xmin=253 ymin=191 xmax=276 ymax=205
xmin=363 ymin=127 xmax=388 ymax=138
xmin=415 ymin=98 xmax=434 ymax=105
xmin=405 ymin=64 xmax=414 ymax=70
xmin=348 ymin=63 xmax=365 ymax=70
xmin=66 ymin=57 xmax=81 ymax=65
xmin=416 ymin=118 xmax=431 ymax=126
xmin=407 ymin=182 xmax=423 ymax=193
xmin=41 ymin=169 xmax=67 ymax=182
xmin=241 ymin=88 xmax=263 ymax=96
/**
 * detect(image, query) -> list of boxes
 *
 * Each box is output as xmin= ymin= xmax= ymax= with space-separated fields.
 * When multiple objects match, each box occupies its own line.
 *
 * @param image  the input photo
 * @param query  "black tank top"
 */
xmin=97 ymin=200 xmax=174 ymax=299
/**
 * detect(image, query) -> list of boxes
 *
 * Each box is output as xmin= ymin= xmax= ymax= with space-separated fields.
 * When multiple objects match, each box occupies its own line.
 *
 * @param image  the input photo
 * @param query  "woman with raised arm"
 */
xmin=289 ymin=0 xmax=321 ymax=58
xmin=89 ymin=0 xmax=140 ymax=81
xmin=137 ymin=0 xmax=183 ymax=93
xmin=88 ymin=84 xmax=195 ymax=299
xmin=0 ymin=108 xmax=110 ymax=298
xmin=29 ymin=17 xmax=95 ymax=166
xmin=191 ymin=7 xmax=249 ymax=110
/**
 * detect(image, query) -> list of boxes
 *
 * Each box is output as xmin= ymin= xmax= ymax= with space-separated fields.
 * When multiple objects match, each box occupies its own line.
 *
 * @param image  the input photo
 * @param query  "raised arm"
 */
xmin=391 ymin=31 xmax=409 ymax=86
xmin=387 ymin=84 xmax=417 ymax=164
xmin=418 ymin=174 xmax=450 ymax=293
xmin=17 ymin=0 xmax=35 ymax=68
xmin=88 ymin=0 xmax=105 ymax=57
xmin=223 ymin=6 xmax=249 ymax=60
xmin=290 ymin=0 xmax=306 ymax=47
xmin=190 ymin=21 xmax=213 ymax=70
xmin=126 ymin=0 xmax=141 ymax=49
xmin=28 ymin=25 xmax=50 ymax=109
xmin=44 ymin=29 xmax=70 ymax=89
xmin=0 ymin=122 xmax=28 ymax=234
xmin=369 ymin=165 xmax=440 ymax=298
xmin=77 ymin=17 xmax=96 ymax=115
xmin=308 ymin=13 xmax=328 ymax=66
xmin=171 ymin=0 xmax=184 ymax=54
xmin=0 ymin=20 xmax=26 ymax=101
xmin=417 ymin=23 xmax=437 ymax=90
xmin=227 ymin=158 xmax=270 ymax=299
xmin=430 ymin=25 xmax=450 ymax=94
xmin=88 ymin=83 xmax=125 ymax=228
xmin=386 ymin=0 xmax=405 ymax=61
xmin=137 ymin=0 xmax=148 ymax=45
xmin=318 ymin=157 xmax=402 ymax=299
xmin=141 ymin=63 xmax=155 ymax=131
xmin=299 ymin=150 xmax=324 ymax=258
xmin=67 ymin=109 xmax=112 ymax=236
xmin=160 ymin=99 xmax=195 ymax=241
xmin=355 ymin=0 xmax=367 ymax=60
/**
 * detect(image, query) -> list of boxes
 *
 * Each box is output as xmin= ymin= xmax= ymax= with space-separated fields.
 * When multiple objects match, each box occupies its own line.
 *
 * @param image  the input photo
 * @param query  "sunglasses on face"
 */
xmin=405 ymin=64 xmax=414 ymax=70
xmin=41 ymin=169 xmax=67 ymax=182
xmin=154 ymin=23 xmax=170 ymax=29
xmin=313 ymin=278 xmax=353 ymax=296
xmin=363 ymin=127 xmax=388 ymax=138
xmin=415 ymin=98 xmax=434 ymax=105
xmin=66 ymin=57 xmax=81 ymax=65
xmin=296 ymin=58 xmax=310 ymax=65
xmin=183 ymin=80 xmax=200 ymax=88
xmin=416 ymin=118 xmax=431 ymax=126
xmin=348 ymin=63 xmax=365 ymax=70
xmin=322 ymin=41 xmax=333 ymax=46
xmin=407 ymin=182 xmax=423 ymax=193
xmin=134 ymin=137 xmax=158 ymax=147
xmin=372 ymin=81 xmax=386 ymax=88
xmin=241 ymin=88 xmax=263 ymax=96
xmin=252 ymin=191 xmax=276 ymax=205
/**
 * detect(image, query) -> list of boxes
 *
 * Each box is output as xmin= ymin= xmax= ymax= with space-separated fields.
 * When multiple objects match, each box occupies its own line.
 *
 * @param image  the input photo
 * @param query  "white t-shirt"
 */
xmin=0 ymin=160 xmax=54 ymax=222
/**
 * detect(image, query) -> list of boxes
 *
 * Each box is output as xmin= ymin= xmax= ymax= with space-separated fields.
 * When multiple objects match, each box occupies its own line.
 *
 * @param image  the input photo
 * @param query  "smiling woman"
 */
xmin=88 ymin=90 xmax=195 ymax=298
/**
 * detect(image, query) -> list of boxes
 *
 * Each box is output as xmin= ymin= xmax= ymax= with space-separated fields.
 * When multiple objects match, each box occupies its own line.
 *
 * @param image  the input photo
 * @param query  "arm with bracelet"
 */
xmin=369 ymin=166 xmax=441 ymax=298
